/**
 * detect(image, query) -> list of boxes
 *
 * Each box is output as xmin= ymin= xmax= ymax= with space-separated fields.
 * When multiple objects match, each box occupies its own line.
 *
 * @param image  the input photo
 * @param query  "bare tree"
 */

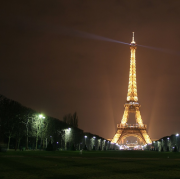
xmin=72 ymin=112 xmax=78 ymax=127
xmin=63 ymin=112 xmax=78 ymax=127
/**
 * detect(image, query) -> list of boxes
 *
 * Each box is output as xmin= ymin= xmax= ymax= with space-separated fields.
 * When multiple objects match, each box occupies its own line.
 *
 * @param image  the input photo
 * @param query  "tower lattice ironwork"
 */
xmin=111 ymin=32 xmax=152 ymax=144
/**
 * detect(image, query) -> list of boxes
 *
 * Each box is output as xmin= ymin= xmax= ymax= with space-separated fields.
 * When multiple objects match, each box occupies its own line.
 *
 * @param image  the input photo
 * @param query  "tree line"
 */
xmin=0 ymin=95 xmax=80 ymax=150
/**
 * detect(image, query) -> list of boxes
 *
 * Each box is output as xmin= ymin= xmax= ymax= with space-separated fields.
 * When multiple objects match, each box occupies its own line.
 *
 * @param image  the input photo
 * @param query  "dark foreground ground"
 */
xmin=1 ymin=150 xmax=180 ymax=179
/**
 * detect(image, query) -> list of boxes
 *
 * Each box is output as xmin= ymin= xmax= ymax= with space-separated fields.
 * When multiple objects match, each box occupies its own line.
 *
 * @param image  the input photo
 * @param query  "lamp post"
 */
xmin=67 ymin=128 xmax=71 ymax=150
xmin=63 ymin=128 xmax=71 ymax=150
xmin=167 ymin=138 xmax=170 ymax=151
xmin=99 ymin=139 xmax=101 ymax=150
xmin=84 ymin=135 xmax=87 ymax=149
xmin=93 ymin=136 xmax=96 ymax=150
xmin=176 ymin=133 xmax=179 ymax=143
xmin=62 ymin=129 xmax=66 ymax=150
xmin=39 ymin=114 xmax=45 ymax=148
xmin=34 ymin=114 xmax=45 ymax=150
xmin=176 ymin=133 xmax=179 ymax=151
xmin=84 ymin=136 xmax=87 ymax=144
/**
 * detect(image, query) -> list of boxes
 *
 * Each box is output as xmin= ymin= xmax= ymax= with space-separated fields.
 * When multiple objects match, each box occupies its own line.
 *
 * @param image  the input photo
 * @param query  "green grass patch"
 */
xmin=1 ymin=150 xmax=180 ymax=178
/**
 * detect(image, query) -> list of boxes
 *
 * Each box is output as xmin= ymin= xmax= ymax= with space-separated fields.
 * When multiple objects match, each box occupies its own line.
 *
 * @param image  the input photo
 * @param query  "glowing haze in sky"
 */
xmin=1 ymin=0 xmax=180 ymax=140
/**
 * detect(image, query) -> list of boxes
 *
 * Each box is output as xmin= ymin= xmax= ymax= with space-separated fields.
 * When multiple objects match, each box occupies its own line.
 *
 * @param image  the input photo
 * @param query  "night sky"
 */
xmin=1 ymin=0 xmax=180 ymax=140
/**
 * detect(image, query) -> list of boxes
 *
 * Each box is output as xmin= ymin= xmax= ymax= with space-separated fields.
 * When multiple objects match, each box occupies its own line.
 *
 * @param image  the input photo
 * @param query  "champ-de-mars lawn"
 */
xmin=1 ymin=150 xmax=180 ymax=179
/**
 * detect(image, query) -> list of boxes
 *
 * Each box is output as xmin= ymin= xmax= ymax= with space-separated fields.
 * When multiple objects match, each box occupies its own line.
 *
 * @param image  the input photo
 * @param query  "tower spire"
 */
xmin=127 ymin=32 xmax=137 ymax=102
xmin=131 ymin=32 xmax=135 ymax=44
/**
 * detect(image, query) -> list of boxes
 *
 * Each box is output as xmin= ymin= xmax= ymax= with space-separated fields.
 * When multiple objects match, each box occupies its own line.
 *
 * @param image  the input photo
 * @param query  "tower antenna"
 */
xmin=131 ymin=32 xmax=135 ymax=43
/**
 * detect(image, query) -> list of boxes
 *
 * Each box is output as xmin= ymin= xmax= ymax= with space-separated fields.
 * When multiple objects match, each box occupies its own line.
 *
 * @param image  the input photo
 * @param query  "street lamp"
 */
xmin=176 ymin=134 xmax=179 ymax=143
xmin=84 ymin=135 xmax=87 ymax=144
xmin=62 ymin=128 xmax=71 ymax=150
xmin=176 ymin=133 xmax=179 ymax=150
xmin=84 ymin=136 xmax=87 ymax=149
xmin=39 ymin=114 xmax=45 ymax=148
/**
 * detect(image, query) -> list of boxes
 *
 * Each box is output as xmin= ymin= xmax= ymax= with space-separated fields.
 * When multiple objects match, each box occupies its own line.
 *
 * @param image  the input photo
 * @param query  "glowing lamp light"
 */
xmin=84 ymin=135 xmax=87 ymax=138
xmin=39 ymin=114 xmax=45 ymax=119
xmin=176 ymin=133 xmax=179 ymax=136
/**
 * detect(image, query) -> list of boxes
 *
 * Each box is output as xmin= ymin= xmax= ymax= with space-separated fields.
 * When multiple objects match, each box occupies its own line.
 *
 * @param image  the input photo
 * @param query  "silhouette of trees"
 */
xmin=63 ymin=112 xmax=78 ymax=127
xmin=0 ymin=95 xmax=109 ymax=152
xmin=0 ymin=96 xmax=24 ymax=149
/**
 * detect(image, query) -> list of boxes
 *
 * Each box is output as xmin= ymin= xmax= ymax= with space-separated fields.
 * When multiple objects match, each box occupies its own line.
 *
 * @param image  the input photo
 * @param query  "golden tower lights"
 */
xmin=112 ymin=32 xmax=152 ymax=145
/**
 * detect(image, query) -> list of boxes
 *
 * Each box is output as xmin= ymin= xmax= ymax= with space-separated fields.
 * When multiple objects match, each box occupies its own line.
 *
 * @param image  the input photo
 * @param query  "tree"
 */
xmin=47 ymin=117 xmax=68 ymax=150
xmin=63 ymin=112 xmax=78 ymax=127
xmin=22 ymin=110 xmax=34 ymax=150
xmin=14 ymin=113 xmax=26 ymax=150
xmin=14 ymin=107 xmax=34 ymax=150
xmin=72 ymin=112 xmax=78 ymax=127
xmin=31 ymin=114 xmax=47 ymax=149
xmin=0 ymin=98 xmax=23 ymax=149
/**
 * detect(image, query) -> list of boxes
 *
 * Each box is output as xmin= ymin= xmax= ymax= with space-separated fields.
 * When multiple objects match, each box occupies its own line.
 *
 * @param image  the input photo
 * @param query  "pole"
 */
xmin=26 ymin=118 xmax=29 ymax=150
xmin=26 ymin=124 xmax=28 ymax=150
xmin=65 ymin=130 xmax=66 ymax=150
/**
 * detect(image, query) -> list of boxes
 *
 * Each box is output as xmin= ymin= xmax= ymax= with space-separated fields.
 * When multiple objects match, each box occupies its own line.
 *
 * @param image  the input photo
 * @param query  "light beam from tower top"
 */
xmin=131 ymin=32 xmax=136 ymax=45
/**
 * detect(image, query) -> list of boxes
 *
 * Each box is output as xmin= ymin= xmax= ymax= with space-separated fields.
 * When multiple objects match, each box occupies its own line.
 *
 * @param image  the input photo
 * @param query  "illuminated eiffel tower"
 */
xmin=112 ymin=32 xmax=152 ymax=145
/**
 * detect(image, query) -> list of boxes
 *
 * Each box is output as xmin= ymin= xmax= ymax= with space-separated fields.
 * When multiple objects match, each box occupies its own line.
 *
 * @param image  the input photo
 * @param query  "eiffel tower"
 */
xmin=111 ymin=32 xmax=152 ymax=145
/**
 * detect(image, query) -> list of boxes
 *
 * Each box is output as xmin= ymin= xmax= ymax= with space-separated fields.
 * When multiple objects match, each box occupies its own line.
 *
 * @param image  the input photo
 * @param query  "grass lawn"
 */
xmin=1 ymin=150 xmax=180 ymax=179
